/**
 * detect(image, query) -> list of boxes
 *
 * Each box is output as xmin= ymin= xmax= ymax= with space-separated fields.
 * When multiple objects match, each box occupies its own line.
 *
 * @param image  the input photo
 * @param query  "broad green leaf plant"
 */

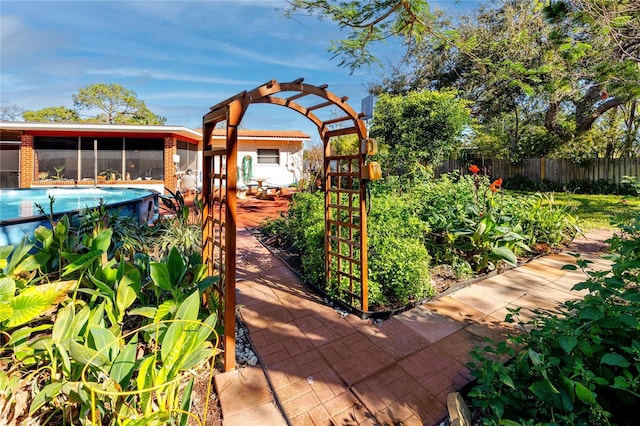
xmin=1 ymin=203 xmax=221 ymax=425
xmin=467 ymin=214 xmax=640 ymax=425
xmin=445 ymin=166 xmax=529 ymax=273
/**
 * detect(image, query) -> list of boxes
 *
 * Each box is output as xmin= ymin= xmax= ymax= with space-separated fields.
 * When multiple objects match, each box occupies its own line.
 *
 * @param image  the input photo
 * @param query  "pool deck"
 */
xmin=214 ymin=228 xmax=613 ymax=425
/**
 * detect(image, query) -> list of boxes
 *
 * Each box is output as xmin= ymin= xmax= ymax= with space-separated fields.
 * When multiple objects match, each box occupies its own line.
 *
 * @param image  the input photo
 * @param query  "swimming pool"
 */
xmin=0 ymin=187 xmax=158 ymax=246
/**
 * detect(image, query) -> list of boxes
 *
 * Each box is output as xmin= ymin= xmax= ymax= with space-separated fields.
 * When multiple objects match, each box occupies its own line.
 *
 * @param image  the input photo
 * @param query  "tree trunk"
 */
xmin=545 ymin=101 xmax=560 ymax=135
xmin=510 ymin=105 xmax=520 ymax=155
xmin=576 ymin=96 xmax=628 ymax=135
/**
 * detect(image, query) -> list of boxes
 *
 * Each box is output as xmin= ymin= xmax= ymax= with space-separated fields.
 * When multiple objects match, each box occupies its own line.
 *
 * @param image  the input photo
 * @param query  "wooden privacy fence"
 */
xmin=438 ymin=158 xmax=640 ymax=185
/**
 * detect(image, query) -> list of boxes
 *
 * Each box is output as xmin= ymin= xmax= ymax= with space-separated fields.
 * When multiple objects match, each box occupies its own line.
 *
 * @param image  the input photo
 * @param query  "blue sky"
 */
xmin=1 ymin=0 xmax=480 ymax=144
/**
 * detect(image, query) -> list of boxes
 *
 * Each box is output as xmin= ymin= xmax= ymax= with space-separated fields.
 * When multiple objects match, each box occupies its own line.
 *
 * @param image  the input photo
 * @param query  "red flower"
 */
xmin=469 ymin=165 xmax=480 ymax=174
xmin=489 ymin=178 xmax=503 ymax=192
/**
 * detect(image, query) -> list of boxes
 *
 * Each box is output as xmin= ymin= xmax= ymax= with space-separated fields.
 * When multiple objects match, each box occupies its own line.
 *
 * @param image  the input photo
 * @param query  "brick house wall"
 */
xmin=164 ymin=136 xmax=177 ymax=193
xmin=20 ymin=134 xmax=34 ymax=188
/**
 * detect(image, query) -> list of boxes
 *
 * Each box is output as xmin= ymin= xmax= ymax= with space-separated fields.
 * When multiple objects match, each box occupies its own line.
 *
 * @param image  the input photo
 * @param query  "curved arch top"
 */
xmin=203 ymin=78 xmax=368 ymax=143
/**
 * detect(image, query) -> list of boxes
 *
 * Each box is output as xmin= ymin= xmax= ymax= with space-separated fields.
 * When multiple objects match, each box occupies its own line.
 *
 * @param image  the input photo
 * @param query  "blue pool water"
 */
xmin=0 ymin=187 xmax=158 ymax=246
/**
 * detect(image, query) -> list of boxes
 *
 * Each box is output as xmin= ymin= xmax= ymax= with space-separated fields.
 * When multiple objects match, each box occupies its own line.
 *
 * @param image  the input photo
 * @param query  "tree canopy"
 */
xmin=0 ymin=103 xmax=23 ymax=121
xmin=567 ymin=0 xmax=640 ymax=61
xmin=19 ymin=83 xmax=166 ymax=125
xmin=22 ymin=106 xmax=80 ymax=123
xmin=72 ymin=83 xmax=166 ymax=125
xmin=285 ymin=0 xmax=434 ymax=71
xmin=288 ymin=0 xmax=639 ymax=159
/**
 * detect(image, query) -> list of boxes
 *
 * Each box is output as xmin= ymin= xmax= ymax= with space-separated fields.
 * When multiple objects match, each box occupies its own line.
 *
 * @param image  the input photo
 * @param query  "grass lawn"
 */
xmin=543 ymin=192 xmax=640 ymax=230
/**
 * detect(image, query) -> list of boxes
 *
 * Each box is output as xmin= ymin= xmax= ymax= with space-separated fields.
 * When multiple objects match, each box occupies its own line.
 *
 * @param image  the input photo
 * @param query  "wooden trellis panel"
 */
xmin=202 ymin=147 xmax=227 ymax=284
xmin=324 ymin=153 xmax=368 ymax=311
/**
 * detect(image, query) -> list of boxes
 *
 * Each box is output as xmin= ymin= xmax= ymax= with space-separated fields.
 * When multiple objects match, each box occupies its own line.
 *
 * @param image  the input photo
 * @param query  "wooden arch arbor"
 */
xmin=202 ymin=78 xmax=373 ymax=371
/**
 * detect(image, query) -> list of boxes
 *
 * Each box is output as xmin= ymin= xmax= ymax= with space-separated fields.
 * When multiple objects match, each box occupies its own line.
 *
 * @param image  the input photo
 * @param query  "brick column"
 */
xmin=20 ymin=134 xmax=34 ymax=188
xmin=164 ymin=136 xmax=177 ymax=193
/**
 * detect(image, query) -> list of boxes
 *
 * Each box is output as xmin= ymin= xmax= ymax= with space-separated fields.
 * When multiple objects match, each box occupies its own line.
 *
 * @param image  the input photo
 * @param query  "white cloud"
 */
xmin=214 ymin=41 xmax=335 ymax=71
xmin=84 ymin=68 xmax=257 ymax=86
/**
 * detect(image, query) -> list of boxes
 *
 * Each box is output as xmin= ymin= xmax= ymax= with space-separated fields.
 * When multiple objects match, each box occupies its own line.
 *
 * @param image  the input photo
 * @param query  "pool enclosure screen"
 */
xmin=34 ymin=136 xmax=164 ymax=181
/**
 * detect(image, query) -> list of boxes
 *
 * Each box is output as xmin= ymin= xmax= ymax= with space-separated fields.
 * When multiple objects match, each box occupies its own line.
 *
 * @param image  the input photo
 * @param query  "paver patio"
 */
xmin=214 ymin=215 xmax=612 ymax=425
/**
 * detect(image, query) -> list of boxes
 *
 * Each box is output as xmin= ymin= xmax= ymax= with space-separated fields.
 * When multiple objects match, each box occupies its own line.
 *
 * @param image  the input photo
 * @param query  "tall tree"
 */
xmin=374 ymin=0 xmax=639 ymax=158
xmin=377 ymin=0 xmax=557 ymax=155
xmin=22 ymin=106 xmax=80 ymax=122
xmin=288 ymin=0 xmax=639 ymax=159
xmin=542 ymin=0 xmax=639 ymax=137
xmin=72 ymin=83 xmax=166 ymax=125
xmin=567 ymin=0 xmax=640 ymax=61
xmin=370 ymin=89 xmax=471 ymax=175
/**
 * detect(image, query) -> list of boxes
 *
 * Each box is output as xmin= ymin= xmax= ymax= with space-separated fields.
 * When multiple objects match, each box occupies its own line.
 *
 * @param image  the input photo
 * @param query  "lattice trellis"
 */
xmin=324 ymin=153 xmax=367 ymax=310
xmin=202 ymin=148 xmax=227 ymax=324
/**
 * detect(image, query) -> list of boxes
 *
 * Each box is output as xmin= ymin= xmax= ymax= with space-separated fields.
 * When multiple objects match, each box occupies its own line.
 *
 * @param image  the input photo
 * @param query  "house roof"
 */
xmin=211 ymin=128 xmax=310 ymax=141
xmin=0 ymin=121 xmax=312 ymax=144
xmin=0 ymin=121 xmax=202 ymax=143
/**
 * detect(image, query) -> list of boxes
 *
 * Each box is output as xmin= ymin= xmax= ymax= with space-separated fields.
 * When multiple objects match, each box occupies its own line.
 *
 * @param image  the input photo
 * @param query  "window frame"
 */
xmin=257 ymin=148 xmax=280 ymax=165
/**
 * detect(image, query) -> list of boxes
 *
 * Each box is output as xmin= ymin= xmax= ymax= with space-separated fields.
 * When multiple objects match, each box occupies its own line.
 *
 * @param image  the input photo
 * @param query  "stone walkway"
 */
xmin=214 ymin=229 xmax=612 ymax=425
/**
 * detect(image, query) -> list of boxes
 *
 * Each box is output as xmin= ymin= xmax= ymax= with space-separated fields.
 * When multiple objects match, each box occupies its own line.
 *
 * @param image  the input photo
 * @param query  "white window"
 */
xmin=257 ymin=149 xmax=279 ymax=165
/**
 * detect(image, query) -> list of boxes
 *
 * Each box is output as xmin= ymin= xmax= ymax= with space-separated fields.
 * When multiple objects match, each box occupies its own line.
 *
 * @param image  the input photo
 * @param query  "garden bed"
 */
xmin=257 ymin=172 xmax=581 ymax=319
xmin=251 ymin=226 xmax=550 ymax=319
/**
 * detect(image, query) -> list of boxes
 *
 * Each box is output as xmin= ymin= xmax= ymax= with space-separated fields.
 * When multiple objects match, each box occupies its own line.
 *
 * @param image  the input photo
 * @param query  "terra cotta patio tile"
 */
xmin=518 ymin=261 xmax=568 ymax=278
xmin=281 ymin=390 xmax=321 ymax=419
xmin=222 ymin=402 xmax=287 ymax=426
xmin=433 ymin=329 xmax=485 ymax=365
xmin=361 ymin=317 xmax=430 ymax=360
xmin=214 ymin=366 xmax=274 ymax=416
xmin=307 ymin=404 xmax=333 ymax=426
xmin=424 ymin=296 xmax=487 ymax=323
xmin=396 ymin=305 xmax=466 ymax=344
xmin=398 ymin=344 xmax=457 ymax=381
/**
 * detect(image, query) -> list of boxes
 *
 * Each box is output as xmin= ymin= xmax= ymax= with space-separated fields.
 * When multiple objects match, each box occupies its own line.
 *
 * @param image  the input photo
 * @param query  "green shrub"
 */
xmin=262 ymin=192 xmax=325 ymax=286
xmin=150 ymin=189 xmax=203 ymax=260
xmin=263 ymin=190 xmax=434 ymax=308
xmin=505 ymin=192 xmax=580 ymax=248
xmin=621 ymin=175 xmax=640 ymax=196
xmin=467 ymin=215 xmax=640 ymax=425
xmin=263 ymin=170 xmax=578 ymax=309
xmin=412 ymin=170 xmax=528 ymax=274
xmin=368 ymin=191 xmax=433 ymax=306
xmin=504 ymin=175 xmax=636 ymax=195
xmin=78 ymin=200 xmax=152 ymax=258
xmin=412 ymin=171 xmax=578 ymax=272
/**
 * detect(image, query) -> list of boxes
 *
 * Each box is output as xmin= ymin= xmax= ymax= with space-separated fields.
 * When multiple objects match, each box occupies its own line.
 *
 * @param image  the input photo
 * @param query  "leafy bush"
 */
xmin=0 ymin=206 xmax=220 ymax=424
xmin=262 ymin=192 xmax=325 ymax=287
xmin=367 ymin=191 xmax=433 ymax=306
xmin=621 ymin=175 xmax=640 ymax=196
xmin=467 ymin=215 xmax=640 ymax=425
xmin=78 ymin=200 xmax=152 ymax=258
xmin=370 ymin=89 xmax=471 ymax=174
xmin=504 ymin=175 xmax=636 ymax=195
xmin=410 ymin=169 xmax=528 ymax=274
xmin=150 ymin=189 xmax=203 ymax=259
xmin=262 ymin=190 xmax=434 ymax=308
xmin=264 ymin=168 xmax=578 ymax=310
xmin=411 ymin=169 xmax=578 ymax=273
xmin=505 ymin=192 xmax=580 ymax=247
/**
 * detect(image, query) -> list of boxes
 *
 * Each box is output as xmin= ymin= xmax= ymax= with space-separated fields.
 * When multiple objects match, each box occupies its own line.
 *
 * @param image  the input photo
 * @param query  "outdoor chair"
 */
xmin=180 ymin=170 xmax=199 ymax=194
